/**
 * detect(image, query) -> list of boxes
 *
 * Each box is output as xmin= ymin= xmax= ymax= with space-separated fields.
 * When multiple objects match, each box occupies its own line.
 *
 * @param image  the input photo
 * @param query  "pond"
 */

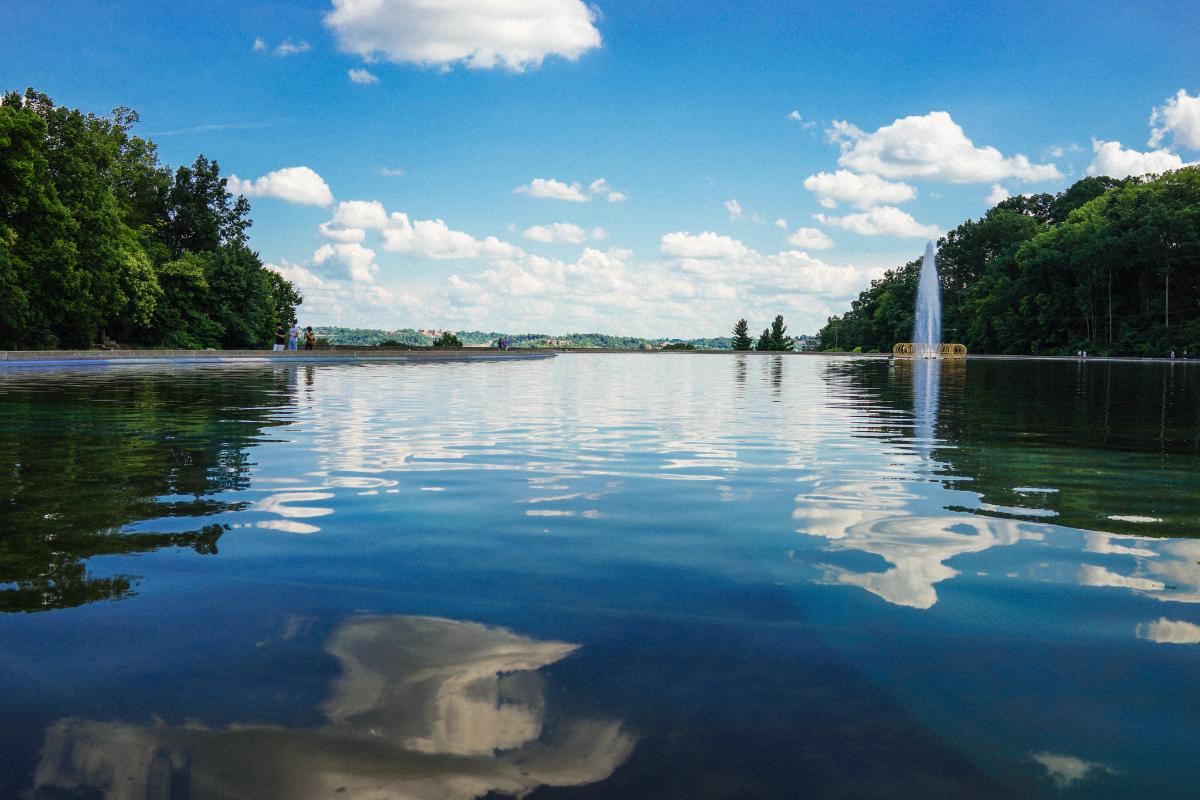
xmin=1 ymin=354 xmax=1197 ymax=799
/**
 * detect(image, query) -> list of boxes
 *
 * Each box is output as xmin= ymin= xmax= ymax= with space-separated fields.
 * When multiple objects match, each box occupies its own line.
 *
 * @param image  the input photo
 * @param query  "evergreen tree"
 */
xmin=769 ymin=314 xmax=793 ymax=350
xmin=731 ymin=318 xmax=753 ymax=350
xmin=755 ymin=328 xmax=771 ymax=351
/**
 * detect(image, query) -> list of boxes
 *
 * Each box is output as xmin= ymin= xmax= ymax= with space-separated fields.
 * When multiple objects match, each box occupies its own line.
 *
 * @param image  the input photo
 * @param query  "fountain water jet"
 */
xmin=913 ymin=241 xmax=941 ymax=358
xmin=892 ymin=241 xmax=966 ymax=358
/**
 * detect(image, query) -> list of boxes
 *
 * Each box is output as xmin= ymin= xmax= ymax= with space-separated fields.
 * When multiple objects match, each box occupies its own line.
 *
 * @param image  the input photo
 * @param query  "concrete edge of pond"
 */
xmin=0 ymin=349 xmax=556 ymax=368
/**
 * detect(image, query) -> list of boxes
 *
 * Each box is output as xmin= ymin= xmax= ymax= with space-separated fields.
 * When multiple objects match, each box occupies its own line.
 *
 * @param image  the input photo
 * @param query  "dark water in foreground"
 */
xmin=1 ymin=354 xmax=1198 ymax=799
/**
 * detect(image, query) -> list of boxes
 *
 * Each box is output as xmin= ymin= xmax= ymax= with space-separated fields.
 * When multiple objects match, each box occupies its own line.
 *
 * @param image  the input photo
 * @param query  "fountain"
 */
xmin=893 ymin=241 xmax=967 ymax=358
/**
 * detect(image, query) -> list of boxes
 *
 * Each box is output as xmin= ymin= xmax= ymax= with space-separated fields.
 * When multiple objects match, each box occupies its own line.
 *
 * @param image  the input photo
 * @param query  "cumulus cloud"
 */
xmin=436 ymin=235 xmax=870 ymax=336
xmin=1086 ymin=139 xmax=1190 ymax=178
xmin=227 ymin=166 xmax=334 ymax=206
xmin=829 ymin=111 xmax=1061 ymax=183
xmin=725 ymin=199 xmax=743 ymax=220
xmin=814 ymin=206 xmax=941 ymax=238
xmin=1149 ymin=89 xmax=1200 ymax=150
xmin=803 ymin=170 xmax=917 ymax=209
xmin=270 ymin=259 xmax=415 ymax=323
xmin=774 ymin=218 xmax=787 ymax=230
xmin=516 ymin=177 xmax=625 ymax=203
xmin=787 ymin=227 xmax=833 ymax=250
xmin=320 ymin=200 xmax=523 ymax=260
xmin=1136 ymin=617 xmax=1200 ymax=644
xmin=379 ymin=167 xmax=405 ymax=177
xmin=253 ymin=37 xmax=267 ymax=52
xmin=514 ymin=178 xmax=590 ymax=202
xmin=275 ymin=40 xmax=310 ymax=57
xmin=987 ymin=184 xmax=1011 ymax=205
xmin=348 ymin=68 xmax=380 ymax=84
xmin=324 ymin=0 xmax=602 ymax=72
xmin=313 ymin=242 xmax=380 ymax=283
xmin=660 ymin=231 xmax=749 ymax=259
xmin=522 ymin=223 xmax=606 ymax=244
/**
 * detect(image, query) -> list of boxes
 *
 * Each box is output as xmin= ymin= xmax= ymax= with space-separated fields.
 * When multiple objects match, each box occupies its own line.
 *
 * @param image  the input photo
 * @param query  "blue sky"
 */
xmin=4 ymin=0 xmax=1200 ymax=336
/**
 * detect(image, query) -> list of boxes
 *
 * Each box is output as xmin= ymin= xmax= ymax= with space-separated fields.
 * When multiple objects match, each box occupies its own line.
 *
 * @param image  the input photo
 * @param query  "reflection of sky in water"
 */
xmin=2 ymin=355 xmax=1199 ymax=799
xmin=33 ymin=615 xmax=634 ymax=800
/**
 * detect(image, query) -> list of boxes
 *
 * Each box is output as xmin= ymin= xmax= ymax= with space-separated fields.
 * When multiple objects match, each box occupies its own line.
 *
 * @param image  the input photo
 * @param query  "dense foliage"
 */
xmin=819 ymin=170 xmax=1200 ymax=355
xmin=0 ymin=89 xmax=299 ymax=350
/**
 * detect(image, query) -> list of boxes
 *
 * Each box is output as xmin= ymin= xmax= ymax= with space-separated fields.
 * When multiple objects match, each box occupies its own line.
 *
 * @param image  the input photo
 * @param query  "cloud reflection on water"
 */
xmin=32 ymin=615 xmax=634 ymax=800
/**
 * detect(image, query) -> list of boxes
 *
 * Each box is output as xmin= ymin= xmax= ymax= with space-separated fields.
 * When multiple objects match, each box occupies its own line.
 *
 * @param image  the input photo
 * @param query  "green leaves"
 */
xmin=819 ymin=168 xmax=1200 ymax=356
xmin=0 ymin=89 xmax=301 ymax=350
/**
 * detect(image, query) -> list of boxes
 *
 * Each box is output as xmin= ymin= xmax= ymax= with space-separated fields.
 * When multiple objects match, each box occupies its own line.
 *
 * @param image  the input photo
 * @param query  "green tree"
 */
xmin=433 ymin=331 xmax=463 ymax=348
xmin=768 ymin=314 xmax=793 ymax=351
xmin=755 ymin=328 xmax=771 ymax=351
xmin=731 ymin=318 xmax=753 ymax=350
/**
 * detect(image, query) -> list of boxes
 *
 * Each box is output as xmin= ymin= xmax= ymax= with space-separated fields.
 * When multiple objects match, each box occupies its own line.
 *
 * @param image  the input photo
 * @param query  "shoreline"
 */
xmin=0 ymin=348 xmax=1194 ymax=368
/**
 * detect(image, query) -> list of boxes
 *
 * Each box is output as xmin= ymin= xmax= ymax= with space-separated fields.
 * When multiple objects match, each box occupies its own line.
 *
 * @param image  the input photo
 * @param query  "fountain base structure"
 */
xmin=892 ymin=342 xmax=967 ymax=358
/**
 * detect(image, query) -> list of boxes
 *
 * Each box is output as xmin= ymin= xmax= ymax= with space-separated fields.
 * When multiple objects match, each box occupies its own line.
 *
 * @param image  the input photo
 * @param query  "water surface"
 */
xmin=1 ymin=355 xmax=1197 ymax=798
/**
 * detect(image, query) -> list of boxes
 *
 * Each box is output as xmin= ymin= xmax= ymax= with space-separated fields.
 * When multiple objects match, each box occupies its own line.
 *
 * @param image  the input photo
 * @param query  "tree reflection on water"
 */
xmin=0 ymin=368 xmax=291 ymax=612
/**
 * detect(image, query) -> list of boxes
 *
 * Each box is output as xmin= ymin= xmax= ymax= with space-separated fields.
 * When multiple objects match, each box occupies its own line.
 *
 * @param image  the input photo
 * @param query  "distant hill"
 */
xmin=315 ymin=327 xmax=733 ymax=350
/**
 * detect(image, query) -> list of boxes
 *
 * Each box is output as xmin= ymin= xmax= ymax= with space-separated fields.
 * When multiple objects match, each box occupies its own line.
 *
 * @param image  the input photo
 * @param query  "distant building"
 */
xmin=792 ymin=335 xmax=819 ymax=351
xmin=418 ymin=328 xmax=442 ymax=338
xmin=543 ymin=337 xmax=569 ymax=347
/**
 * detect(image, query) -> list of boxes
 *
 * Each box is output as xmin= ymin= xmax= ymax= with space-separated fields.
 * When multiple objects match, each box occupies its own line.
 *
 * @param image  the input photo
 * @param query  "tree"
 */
xmin=433 ymin=331 xmax=463 ymax=348
xmin=768 ymin=314 xmax=794 ymax=351
xmin=0 ymin=89 xmax=302 ymax=350
xmin=755 ymin=328 xmax=771 ymax=351
xmin=731 ymin=318 xmax=753 ymax=350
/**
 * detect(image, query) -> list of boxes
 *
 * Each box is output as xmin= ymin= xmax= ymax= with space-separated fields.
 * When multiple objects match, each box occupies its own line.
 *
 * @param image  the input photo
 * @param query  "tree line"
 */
xmin=818 ymin=168 xmax=1200 ymax=355
xmin=731 ymin=315 xmax=794 ymax=351
xmin=0 ymin=89 xmax=300 ymax=350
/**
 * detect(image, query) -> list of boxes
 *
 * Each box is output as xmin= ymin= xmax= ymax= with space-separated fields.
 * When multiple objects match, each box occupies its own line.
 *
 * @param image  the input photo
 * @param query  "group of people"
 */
xmin=273 ymin=323 xmax=316 ymax=352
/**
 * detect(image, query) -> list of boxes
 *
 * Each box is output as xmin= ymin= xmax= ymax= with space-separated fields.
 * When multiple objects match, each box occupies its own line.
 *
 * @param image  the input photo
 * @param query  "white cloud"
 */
xmin=774 ymin=218 xmax=787 ymax=230
xmin=660 ymin=231 xmax=748 ymax=259
xmin=275 ymin=40 xmax=310 ymax=57
xmin=1149 ymin=89 xmax=1200 ymax=150
xmin=787 ymin=110 xmax=816 ymax=130
xmin=318 ymin=222 xmax=366 ymax=242
xmin=379 ymin=167 xmax=405 ymax=177
xmin=814 ymin=206 xmax=941 ymax=238
xmin=1136 ymin=617 xmax=1200 ymax=644
xmin=324 ymin=0 xmax=602 ymax=72
xmin=348 ymin=68 xmax=380 ymax=84
xmin=1086 ymin=139 xmax=1190 ymax=178
xmin=787 ymin=227 xmax=834 ymax=250
xmin=802 ymin=170 xmax=917 ymax=210
xmin=829 ymin=111 xmax=1061 ymax=183
xmin=253 ymin=37 xmax=267 ymax=52
xmin=514 ymin=178 xmax=589 ymax=202
xmin=268 ymin=259 xmax=325 ymax=290
xmin=725 ymin=199 xmax=743 ymax=220
xmin=517 ymin=177 xmax=624 ymax=203
xmin=227 ymin=166 xmax=334 ymax=207
xmin=1030 ymin=753 xmax=1116 ymax=789
xmin=313 ymin=242 xmax=380 ymax=283
xmin=320 ymin=200 xmax=523 ymax=260
xmin=521 ymin=223 xmax=606 ymax=244
xmin=987 ymin=184 xmax=1010 ymax=205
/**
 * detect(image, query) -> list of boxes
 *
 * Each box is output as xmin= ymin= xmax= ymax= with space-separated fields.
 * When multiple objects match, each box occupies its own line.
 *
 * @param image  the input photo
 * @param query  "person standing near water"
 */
xmin=273 ymin=326 xmax=286 ymax=352
xmin=288 ymin=322 xmax=300 ymax=351
xmin=304 ymin=326 xmax=316 ymax=351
